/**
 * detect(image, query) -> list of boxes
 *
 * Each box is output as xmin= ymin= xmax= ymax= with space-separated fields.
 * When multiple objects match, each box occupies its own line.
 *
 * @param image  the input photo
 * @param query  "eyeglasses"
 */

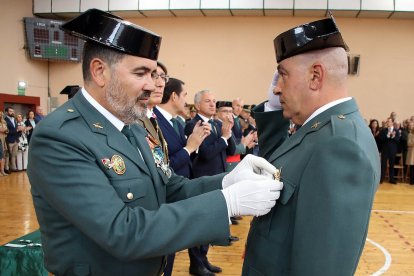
xmin=151 ymin=72 xmax=169 ymax=83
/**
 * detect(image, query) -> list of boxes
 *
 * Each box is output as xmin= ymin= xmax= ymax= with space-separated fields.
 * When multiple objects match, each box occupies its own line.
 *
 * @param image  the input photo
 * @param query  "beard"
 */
xmin=105 ymin=75 xmax=149 ymax=124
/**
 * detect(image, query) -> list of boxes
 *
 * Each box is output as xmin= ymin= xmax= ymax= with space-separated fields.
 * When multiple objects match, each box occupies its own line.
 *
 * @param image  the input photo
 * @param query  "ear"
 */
xmin=309 ymin=63 xmax=324 ymax=91
xmin=89 ymin=58 xmax=109 ymax=87
xmin=172 ymin=92 xmax=177 ymax=101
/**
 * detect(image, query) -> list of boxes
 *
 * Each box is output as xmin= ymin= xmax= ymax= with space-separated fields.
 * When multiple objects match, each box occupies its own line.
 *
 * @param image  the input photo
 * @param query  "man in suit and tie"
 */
xmin=242 ymin=16 xmax=380 ymax=275
xmin=155 ymin=78 xmax=208 ymax=178
xmin=27 ymin=9 xmax=282 ymax=276
xmin=4 ymin=107 xmax=20 ymax=172
xmin=154 ymin=77 xmax=211 ymax=275
xmin=184 ymin=90 xmax=236 ymax=275
xmin=379 ymin=117 xmax=401 ymax=184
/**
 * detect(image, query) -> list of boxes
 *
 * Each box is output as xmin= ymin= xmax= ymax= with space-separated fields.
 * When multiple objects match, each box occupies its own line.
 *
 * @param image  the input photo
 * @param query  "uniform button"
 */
xmin=127 ymin=192 xmax=134 ymax=200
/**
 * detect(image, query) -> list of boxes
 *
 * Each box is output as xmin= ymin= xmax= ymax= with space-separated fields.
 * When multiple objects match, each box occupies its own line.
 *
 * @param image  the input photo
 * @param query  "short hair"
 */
xmin=5 ymin=107 xmax=13 ymax=112
xmin=157 ymin=61 xmax=168 ymax=75
xmin=161 ymin=78 xmax=185 ymax=104
xmin=194 ymin=90 xmax=210 ymax=105
xmin=82 ymin=42 xmax=125 ymax=82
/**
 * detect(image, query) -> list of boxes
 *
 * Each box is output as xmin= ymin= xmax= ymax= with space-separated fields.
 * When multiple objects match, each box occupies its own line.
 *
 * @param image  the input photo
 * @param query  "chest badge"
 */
xmin=111 ymin=155 xmax=126 ymax=175
xmin=311 ymin=122 xmax=321 ymax=129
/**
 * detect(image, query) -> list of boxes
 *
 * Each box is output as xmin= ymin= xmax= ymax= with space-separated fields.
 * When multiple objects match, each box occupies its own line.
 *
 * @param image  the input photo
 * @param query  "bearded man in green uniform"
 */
xmin=27 ymin=9 xmax=282 ymax=276
xmin=242 ymin=16 xmax=380 ymax=276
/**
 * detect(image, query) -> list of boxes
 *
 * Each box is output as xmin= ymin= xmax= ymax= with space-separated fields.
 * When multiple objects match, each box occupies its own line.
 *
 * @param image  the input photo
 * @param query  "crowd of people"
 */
xmin=369 ymin=111 xmax=414 ymax=184
xmin=0 ymin=106 xmax=43 ymax=176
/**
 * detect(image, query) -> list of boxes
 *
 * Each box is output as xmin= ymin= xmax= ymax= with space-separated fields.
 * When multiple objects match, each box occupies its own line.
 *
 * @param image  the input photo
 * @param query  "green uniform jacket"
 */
xmin=27 ymin=93 xmax=230 ymax=276
xmin=243 ymin=99 xmax=380 ymax=276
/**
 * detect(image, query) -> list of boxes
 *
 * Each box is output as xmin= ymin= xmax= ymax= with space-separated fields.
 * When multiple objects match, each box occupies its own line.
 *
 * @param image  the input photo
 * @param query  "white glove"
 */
xmin=266 ymin=70 xmax=282 ymax=111
xmin=222 ymin=154 xmax=276 ymax=189
xmin=221 ymin=178 xmax=283 ymax=217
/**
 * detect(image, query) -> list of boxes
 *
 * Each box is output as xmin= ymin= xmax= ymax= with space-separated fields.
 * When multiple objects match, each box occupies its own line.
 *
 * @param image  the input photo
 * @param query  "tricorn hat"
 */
xmin=243 ymin=104 xmax=254 ymax=113
xmin=274 ymin=14 xmax=349 ymax=63
xmin=60 ymin=85 xmax=81 ymax=99
xmin=216 ymin=101 xmax=233 ymax=109
xmin=60 ymin=9 xmax=161 ymax=60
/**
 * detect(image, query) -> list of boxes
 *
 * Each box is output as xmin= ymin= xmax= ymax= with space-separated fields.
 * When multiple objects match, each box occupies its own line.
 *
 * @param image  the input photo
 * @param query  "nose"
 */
xmin=273 ymin=78 xmax=282 ymax=95
xmin=273 ymin=86 xmax=282 ymax=95
xmin=143 ymin=76 xmax=156 ymax=93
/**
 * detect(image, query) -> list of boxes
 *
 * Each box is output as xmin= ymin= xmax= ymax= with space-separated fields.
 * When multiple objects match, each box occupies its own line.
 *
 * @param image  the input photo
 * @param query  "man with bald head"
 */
xmin=243 ymin=16 xmax=380 ymax=275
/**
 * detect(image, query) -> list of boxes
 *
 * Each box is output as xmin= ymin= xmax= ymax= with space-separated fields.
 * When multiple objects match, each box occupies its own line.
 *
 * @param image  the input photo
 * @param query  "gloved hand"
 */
xmin=222 ymin=154 xmax=276 ymax=189
xmin=266 ymin=70 xmax=282 ymax=111
xmin=221 ymin=178 xmax=283 ymax=217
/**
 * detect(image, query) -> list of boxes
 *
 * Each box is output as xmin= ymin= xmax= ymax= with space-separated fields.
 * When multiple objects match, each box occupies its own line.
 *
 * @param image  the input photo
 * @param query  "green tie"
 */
xmin=234 ymin=116 xmax=241 ymax=128
xmin=170 ymin=118 xmax=180 ymax=136
xmin=209 ymin=119 xmax=216 ymax=135
xmin=121 ymin=125 xmax=138 ymax=148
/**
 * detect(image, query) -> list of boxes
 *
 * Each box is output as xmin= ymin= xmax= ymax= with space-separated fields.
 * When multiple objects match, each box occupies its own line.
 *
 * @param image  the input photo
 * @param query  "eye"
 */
xmin=134 ymin=71 xmax=146 ymax=78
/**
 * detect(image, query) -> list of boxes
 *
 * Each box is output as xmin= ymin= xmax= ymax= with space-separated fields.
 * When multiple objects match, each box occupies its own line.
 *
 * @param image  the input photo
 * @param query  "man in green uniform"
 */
xmin=27 ymin=9 xmax=282 ymax=276
xmin=242 ymin=16 xmax=380 ymax=275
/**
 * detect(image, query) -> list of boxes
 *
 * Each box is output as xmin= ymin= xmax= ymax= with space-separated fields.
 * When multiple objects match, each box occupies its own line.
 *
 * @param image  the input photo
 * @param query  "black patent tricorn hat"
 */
xmin=216 ymin=101 xmax=232 ymax=109
xmin=60 ymin=85 xmax=81 ymax=99
xmin=274 ymin=14 xmax=349 ymax=63
xmin=61 ymin=9 xmax=161 ymax=60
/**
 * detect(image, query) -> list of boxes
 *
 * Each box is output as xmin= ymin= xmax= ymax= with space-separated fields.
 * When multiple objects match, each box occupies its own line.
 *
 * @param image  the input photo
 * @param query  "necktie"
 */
xmin=176 ymin=116 xmax=186 ymax=128
xmin=121 ymin=125 xmax=138 ymax=148
xmin=170 ymin=118 xmax=180 ymax=136
xmin=209 ymin=119 xmax=216 ymax=135
xmin=234 ymin=116 xmax=241 ymax=129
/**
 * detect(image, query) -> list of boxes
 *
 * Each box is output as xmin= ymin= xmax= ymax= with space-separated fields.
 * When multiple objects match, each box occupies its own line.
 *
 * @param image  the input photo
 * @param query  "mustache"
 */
xmin=137 ymin=91 xmax=151 ymax=101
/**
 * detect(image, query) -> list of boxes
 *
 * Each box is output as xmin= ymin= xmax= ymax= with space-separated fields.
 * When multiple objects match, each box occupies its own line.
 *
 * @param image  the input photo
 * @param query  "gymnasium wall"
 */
xmin=1 ymin=0 xmax=414 ymax=122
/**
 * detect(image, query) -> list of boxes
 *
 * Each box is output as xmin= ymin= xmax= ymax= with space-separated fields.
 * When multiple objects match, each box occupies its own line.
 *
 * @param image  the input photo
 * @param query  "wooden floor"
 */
xmin=0 ymin=172 xmax=413 ymax=275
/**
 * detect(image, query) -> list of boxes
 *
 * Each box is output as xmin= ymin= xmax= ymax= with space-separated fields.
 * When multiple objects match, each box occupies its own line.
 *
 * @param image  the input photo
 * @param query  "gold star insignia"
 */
xmin=67 ymin=108 xmax=74 ymax=113
xmin=93 ymin=123 xmax=103 ymax=129
xmin=311 ymin=122 xmax=321 ymax=129
xmin=337 ymin=115 xmax=346 ymax=119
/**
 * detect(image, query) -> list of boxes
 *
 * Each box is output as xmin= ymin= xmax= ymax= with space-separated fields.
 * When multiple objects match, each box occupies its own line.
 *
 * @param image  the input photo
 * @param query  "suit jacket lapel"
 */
xmin=267 ymin=99 xmax=359 ymax=163
xmin=72 ymin=93 xmax=151 ymax=176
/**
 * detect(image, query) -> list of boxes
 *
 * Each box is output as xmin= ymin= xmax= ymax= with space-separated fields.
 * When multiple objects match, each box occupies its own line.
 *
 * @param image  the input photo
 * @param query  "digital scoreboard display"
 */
xmin=24 ymin=17 xmax=84 ymax=62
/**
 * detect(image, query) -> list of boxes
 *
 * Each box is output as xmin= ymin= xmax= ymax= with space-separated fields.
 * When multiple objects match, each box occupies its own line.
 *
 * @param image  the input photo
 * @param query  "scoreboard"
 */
xmin=24 ymin=17 xmax=84 ymax=62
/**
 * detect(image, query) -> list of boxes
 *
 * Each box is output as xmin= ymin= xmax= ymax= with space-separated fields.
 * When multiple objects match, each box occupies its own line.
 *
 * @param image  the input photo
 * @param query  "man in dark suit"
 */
xmin=4 ymin=107 xmax=20 ymax=172
xmin=155 ymin=78 xmax=208 ymax=178
xmin=27 ymin=9 xmax=281 ymax=276
xmin=155 ymin=78 xmax=211 ymax=275
xmin=184 ymin=90 xmax=236 ymax=275
xmin=242 ymin=16 xmax=380 ymax=276
xmin=380 ymin=117 xmax=401 ymax=184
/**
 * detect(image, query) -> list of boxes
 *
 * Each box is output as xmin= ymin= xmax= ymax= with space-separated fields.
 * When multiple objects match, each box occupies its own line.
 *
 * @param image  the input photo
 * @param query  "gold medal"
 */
xmin=273 ymin=168 xmax=281 ymax=181
xmin=111 ymin=155 xmax=126 ymax=175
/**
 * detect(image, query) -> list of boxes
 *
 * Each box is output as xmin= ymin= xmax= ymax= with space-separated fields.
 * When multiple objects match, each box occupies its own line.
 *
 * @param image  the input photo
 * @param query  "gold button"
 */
xmin=127 ymin=192 xmax=134 ymax=200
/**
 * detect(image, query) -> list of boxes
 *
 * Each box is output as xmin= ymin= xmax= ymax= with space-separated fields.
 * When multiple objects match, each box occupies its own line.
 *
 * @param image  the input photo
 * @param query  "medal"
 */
xmin=273 ymin=168 xmax=282 ymax=181
xmin=152 ymin=145 xmax=172 ymax=178
xmin=101 ymin=158 xmax=113 ymax=169
xmin=111 ymin=155 xmax=126 ymax=175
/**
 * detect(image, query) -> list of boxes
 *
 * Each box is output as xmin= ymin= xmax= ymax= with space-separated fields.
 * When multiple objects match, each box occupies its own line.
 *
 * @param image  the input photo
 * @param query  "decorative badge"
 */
xmin=101 ymin=158 xmax=113 ymax=169
xmin=111 ymin=155 xmax=126 ymax=175
xmin=273 ymin=167 xmax=282 ymax=181
xmin=146 ymin=135 xmax=172 ymax=178
xmin=311 ymin=121 xmax=321 ymax=129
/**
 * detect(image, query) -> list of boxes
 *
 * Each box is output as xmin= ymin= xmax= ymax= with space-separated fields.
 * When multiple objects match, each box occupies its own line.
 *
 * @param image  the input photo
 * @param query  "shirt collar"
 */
xmin=303 ymin=97 xmax=352 ymax=126
xmin=198 ymin=113 xmax=212 ymax=122
xmin=81 ymin=87 xmax=125 ymax=131
xmin=156 ymin=106 xmax=173 ymax=122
